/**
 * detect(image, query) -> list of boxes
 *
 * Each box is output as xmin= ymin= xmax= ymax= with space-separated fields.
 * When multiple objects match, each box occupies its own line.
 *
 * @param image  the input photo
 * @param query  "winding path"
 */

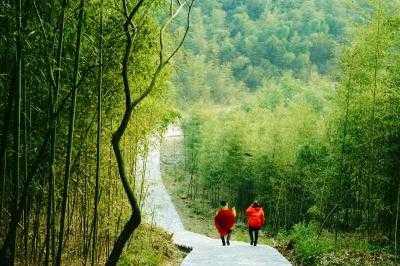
xmin=141 ymin=127 xmax=291 ymax=266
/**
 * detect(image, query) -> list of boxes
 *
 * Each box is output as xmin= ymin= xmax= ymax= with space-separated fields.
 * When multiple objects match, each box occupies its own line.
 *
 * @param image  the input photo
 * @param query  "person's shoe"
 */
xmin=253 ymin=243 xmax=257 ymax=246
xmin=227 ymin=241 xmax=230 ymax=246
xmin=250 ymin=241 xmax=253 ymax=245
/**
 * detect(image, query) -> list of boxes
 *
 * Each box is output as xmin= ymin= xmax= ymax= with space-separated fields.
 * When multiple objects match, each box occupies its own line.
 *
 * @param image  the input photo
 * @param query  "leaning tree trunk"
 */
xmin=106 ymin=1 xmax=194 ymax=264
xmin=105 ymin=3 xmax=145 ymax=265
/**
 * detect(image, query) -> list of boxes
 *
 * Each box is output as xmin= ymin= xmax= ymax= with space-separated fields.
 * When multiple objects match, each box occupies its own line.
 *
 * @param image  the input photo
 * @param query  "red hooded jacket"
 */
xmin=214 ymin=208 xmax=236 ymax=236
xmin=246 ymin=206 xmax=265 ymax=229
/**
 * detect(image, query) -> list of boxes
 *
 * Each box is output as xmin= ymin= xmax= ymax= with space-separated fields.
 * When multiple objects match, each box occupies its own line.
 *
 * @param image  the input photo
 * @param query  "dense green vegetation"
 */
xmin=3 ymin=0 xmax=400 ymax=265
xmin=174 ymin=0 xmax=368 ymax=104
xmin=117 ymin=225 xmax=185 ymax=266
xmin=171 ymin=0 xmax=400 ymax=264
xmin=0 ymin=0 xmax=191 ymax=265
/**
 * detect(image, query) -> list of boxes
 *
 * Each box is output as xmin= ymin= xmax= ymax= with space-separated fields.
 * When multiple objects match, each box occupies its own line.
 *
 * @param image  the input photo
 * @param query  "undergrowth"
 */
xmin=275 ymin=223 xmax=395 ymax=265
xmin=118 ymin=224 xmax=186 ymax=266
xmin=162 ymin=167 xmax=396 ymax=266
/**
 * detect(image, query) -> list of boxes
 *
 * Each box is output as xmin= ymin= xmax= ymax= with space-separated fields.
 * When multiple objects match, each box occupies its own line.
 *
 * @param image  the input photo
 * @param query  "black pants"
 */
xmin=249 ymin=227 xmax=259 ymax=246
xmin=220 ymin=230 xmax=232 ymax=246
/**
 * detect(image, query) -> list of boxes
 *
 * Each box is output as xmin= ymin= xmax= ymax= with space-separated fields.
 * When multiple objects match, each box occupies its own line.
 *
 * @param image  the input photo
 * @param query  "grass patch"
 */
xmin=274 ymin=223 xmax=396 ymax=265
xmin=118 ymin=224 xmax=187 ymax=266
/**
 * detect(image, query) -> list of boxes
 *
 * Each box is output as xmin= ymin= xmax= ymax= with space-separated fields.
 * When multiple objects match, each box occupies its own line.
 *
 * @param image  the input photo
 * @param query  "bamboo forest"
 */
xmin=1 ymin=0 xmax=400 ymax=265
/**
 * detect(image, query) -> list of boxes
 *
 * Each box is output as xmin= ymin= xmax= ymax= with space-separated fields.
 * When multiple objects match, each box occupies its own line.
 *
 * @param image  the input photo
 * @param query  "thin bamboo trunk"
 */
xmin=22 ymin=65 xmax=29 ymax=259
xmin=0 ymin=152 xmax=6 ymax=225
xmin=55 ymin=0 xmax=85 ymax=264
xmin=83 ymin=162 xmax=89 ymax=260
xmin=92 ymin=2 xmax=103 ymax=263
xmin=395 ymin=176 xmax=400 ymax=263
xmin=107 ymin=119 xmax=113 ymax=256
xmin=0 ymin=0 xmax=22 ymax=263
xmin=31 ymin=194 xmax=42 ymax=264
xmin=0 ymin=84 xmax=14 ymax=223
xmin=367 ymin=0 xmax=382 ymax=238
xmin=46 ymin=0 xmax=68 ymax=262
xmin=0 ymin=17 xmax=14 ymax=176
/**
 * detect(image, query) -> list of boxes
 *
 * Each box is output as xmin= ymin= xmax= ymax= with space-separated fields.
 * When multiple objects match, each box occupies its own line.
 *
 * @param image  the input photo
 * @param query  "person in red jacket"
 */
xmin=214 ymin=200 xmax=236 ymax=246
xmin=246 ymin=201 xmax=265 ymax=246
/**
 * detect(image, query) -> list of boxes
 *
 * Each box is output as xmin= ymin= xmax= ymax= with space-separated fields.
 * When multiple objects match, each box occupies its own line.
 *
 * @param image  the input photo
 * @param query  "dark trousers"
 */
xmin=249 ymin=227 xmax=259 ymax=246
xmin=220 ymin=230 xmax=232 ymax=246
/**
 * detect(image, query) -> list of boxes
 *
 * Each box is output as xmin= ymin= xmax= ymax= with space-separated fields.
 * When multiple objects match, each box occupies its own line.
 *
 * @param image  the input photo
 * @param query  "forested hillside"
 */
xmin=170 ymin=0 xmax=400 ymax=264
xmin=174 ymin=0 xmax=370 ymax=105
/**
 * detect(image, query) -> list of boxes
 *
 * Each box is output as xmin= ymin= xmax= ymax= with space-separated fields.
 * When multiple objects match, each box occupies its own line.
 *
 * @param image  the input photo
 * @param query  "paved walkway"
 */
xmin=142 ymin=127 xmax=291 ymax=266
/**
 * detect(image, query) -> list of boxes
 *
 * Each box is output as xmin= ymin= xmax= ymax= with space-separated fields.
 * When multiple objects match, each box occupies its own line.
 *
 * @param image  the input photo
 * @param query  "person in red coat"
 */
xmin=214 ymin=200 xmax=236 ymax=246
xmin=246 ymin=201 xmax=265 ymax=246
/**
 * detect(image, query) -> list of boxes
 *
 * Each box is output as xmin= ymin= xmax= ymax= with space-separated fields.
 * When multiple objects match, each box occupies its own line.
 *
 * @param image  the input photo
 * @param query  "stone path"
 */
xmin=142 ymin=127 xmax=291 ymax=266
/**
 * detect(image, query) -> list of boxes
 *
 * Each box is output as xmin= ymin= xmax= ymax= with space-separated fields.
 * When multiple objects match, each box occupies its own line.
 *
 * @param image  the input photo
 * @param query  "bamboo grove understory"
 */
xmin=0 ymin=0 xmax=194 ymax=265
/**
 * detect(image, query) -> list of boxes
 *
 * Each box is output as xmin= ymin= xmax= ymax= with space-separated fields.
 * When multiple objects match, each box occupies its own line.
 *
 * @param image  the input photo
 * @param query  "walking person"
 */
xmin=246 ymin=201 xmax=265 ymax=246
xmin=214 ymin=201 xmax=236 ymax=246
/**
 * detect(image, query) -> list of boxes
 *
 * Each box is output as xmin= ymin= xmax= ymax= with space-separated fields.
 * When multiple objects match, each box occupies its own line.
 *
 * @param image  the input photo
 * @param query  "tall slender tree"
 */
xmin=55 ymin=0 xmax=86 ymax=264
xmin=0 ymin=0 xmax=22 ymax=263
xmin=45 ymin=0 xmax=68 ymax=262
xmin=91 ymin=0 xmax=104 ymax=264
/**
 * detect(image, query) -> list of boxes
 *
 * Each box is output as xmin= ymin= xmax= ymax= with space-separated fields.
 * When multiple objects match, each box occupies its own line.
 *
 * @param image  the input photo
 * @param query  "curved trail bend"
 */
xmin=141 ymin=126 xmax=291 ymax=266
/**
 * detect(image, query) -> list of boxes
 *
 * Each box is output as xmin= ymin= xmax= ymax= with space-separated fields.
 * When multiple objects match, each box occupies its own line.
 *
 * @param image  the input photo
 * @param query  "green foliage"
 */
xmin=173 ymin=0 xmax=356 ymax=106
xmin=289 ymin=223 xmax=333 ymax=265
xmin=180 ymin=73 xmax=332 ymax=228
xmin=0 ymin=0 xmax=186 ymax=263
xmin=176 ymin=1 xmax=400 ymax=263
xmin=118 ymin=225 xmax=184 ymax=266
xmin=326 ymin=1 xmax=400 ymax=234
xmin=277 ymin=224 xmax=395 ymax=265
